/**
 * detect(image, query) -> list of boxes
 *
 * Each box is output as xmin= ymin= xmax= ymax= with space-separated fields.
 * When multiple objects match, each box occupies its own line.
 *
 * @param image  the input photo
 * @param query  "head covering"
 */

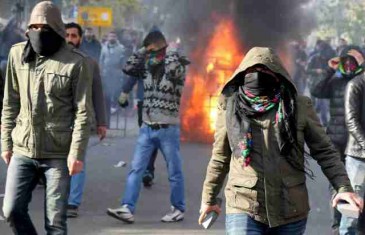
xmin=143 ymin=27 xmax=167 ymax=51
xmin=334 ymin=45 xmax=364 ymax=78
xmin=28 ymin=1 xmax=65 ymax=38
xmin=224 ymin=47 xmax=301 ymax=170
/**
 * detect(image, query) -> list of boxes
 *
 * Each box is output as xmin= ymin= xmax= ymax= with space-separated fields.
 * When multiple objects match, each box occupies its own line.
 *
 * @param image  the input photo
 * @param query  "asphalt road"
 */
xmin=0 ymin=133 xmax=334 ymax=235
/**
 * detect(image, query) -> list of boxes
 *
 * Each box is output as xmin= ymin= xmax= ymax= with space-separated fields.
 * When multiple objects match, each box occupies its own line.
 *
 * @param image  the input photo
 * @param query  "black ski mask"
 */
xmin=28 ymin=27 xmax=64 ymax=56
xmin=243 ymin=72 xmax=280 ymax=97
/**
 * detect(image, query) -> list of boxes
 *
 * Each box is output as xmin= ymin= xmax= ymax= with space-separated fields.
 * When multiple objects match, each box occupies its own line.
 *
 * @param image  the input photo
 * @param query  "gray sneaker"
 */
xmin=161 ymin=206 xmax=184 ymax=222
xmin=107 ymin=205 xmax=134 ymax=224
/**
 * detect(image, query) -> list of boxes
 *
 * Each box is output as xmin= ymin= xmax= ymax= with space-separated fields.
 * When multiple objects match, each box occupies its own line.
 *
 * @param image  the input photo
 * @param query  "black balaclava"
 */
xmin=243 ymin=72 xmax=280 ymax=97
xmin=28 ymin=27 xmax=64 ymax=56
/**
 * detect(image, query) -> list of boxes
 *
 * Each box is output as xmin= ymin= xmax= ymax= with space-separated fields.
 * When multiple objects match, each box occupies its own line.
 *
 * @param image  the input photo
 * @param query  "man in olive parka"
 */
xmin=199 ymin=47 xmax=363 ymax=234
xmin=1 ymin=2 xmax=92 ymax=234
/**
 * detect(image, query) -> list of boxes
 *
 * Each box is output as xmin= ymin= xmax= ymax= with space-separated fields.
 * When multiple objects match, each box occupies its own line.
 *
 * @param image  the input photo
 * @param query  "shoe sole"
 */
xmin=67 ymin=214 xmax=78 ymax=218
xmin=106 ymin=210 xmax=134 ymax=224
xmin=161 ymin=216 xmax=184 ymax=223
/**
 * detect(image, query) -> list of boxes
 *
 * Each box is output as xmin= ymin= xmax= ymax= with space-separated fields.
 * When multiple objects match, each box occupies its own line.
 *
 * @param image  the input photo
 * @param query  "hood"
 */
xmin=27 ymin=1 xmax=65 ymax=38
xmin=223 ymin=47 xmax=297 ymax=94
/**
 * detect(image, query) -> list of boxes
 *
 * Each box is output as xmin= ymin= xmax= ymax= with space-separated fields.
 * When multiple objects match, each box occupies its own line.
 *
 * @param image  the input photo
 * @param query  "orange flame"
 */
xmin=182 ymin=18 xmax=243 ymax=143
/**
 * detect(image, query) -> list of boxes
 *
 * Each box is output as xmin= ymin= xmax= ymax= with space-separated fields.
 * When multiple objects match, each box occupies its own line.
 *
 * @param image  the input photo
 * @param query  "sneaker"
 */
xmin=161 ymin=206 xmax=184 ymax=222
xmin=67 ymin=205 xmax=79 ymax=218
xmin=110 ymin=107 xmax=118 ymax=114
xmin=106 ymin=205 xmax=134 ymax=224
xmin=142 ymin=173 xmax=154 ymax=187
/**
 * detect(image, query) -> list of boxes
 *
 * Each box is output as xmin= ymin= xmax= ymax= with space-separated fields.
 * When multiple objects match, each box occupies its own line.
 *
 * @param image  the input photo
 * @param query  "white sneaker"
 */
xmin=106 ymin=205 xmax=134 ymax=224
xmin=161 ymin=206 xmax=184 ymax=222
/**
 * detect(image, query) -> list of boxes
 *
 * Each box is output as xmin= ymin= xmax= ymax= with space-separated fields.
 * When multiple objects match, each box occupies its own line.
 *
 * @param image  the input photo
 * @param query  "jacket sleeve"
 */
xmin=1 ymin=49 xmax=20 ymax=151
xmin=308 ymin=68 xmax=335 ymax=98
xmin=122 ymin=50 xmax=146 ymax=78
xmin=68 ymin=58 xmax=93 ymax=161
xmin=165 ymin=52 xmax=187 ymax=85
xmin=303 ymin=96 xmax=353 ymax=193
xmin=122 ymin=75 xmax=138 ymax=94
xmin=91 ymin=60 xmax=107 ymax=126
xmin=201 ymin=95 xmax=232 ymax=205
xmin=344 ymin=79 xmax=365 ymax=149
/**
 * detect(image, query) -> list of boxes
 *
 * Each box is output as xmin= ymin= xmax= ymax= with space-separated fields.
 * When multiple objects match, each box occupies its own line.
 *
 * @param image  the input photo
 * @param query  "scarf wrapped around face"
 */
xmin=235 ymin=72 xmax=297 ymax=166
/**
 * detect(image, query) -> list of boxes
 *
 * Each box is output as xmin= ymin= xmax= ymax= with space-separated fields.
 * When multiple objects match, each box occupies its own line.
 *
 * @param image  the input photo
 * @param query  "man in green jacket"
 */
xmin=1 ymin=2 xmax=92 ymax=234
xmin=199 ymin=47 xmax=363 ymax=234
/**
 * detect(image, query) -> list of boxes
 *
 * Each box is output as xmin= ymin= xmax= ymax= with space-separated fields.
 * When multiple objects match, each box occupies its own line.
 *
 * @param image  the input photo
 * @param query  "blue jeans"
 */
xmin=340 ymin=156 xmax=365 ymax=235
xmin=68 ymin=159 xmax=86 ymax=207
xmin=121 ymin=124 xmax=185 ymax=213
xmin=226 ymin=213 xmax=307 ymax=235
xmin=3 ymin=155 xmax=70 ymax=235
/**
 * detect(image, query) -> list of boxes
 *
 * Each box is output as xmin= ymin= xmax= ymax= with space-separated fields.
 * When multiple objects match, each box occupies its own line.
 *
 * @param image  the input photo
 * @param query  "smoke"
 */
xmin=151 ymin=0 xmax=315 ymax=53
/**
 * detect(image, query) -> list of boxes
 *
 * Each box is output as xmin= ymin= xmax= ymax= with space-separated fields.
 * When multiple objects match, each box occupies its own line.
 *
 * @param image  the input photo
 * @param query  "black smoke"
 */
xmin=150 ymin=0 xmax=315 ymax=53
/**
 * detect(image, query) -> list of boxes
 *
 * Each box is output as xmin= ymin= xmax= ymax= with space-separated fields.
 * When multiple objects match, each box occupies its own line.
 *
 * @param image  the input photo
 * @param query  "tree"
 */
xmin=314 ymin=0 xmax=365 ymax=44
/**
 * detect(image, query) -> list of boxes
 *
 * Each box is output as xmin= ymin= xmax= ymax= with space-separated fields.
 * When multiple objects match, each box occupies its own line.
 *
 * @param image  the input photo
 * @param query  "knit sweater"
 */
xmin=123 ymin=50 xmax=187 ymax=125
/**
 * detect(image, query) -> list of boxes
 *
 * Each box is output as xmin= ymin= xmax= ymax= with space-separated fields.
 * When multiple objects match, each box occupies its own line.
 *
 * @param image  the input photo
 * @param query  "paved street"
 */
xmin=0 ymin=129 xmax=334 ymax=234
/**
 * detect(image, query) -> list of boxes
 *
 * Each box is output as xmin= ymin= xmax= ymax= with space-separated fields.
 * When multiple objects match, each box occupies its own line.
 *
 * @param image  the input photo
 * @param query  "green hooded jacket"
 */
xmin=201 ymin=47 xmax=353 ymax=227
xmin=1 ymin=1 xmax=92 ymax=161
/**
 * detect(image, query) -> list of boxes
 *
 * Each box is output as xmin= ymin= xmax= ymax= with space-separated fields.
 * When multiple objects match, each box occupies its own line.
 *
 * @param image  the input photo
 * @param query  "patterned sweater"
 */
xmin=123 ymin=50 xmax=187 ymax=125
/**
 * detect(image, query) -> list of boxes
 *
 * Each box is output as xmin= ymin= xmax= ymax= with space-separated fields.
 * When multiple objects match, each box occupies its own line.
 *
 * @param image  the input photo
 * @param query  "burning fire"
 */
xmin=182 ymin=18 xmax=243 ymax=142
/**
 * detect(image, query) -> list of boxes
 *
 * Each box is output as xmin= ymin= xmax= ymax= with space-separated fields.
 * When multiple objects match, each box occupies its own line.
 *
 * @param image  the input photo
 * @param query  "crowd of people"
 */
xmin=0 ymin=1 xmax=364 ymax=235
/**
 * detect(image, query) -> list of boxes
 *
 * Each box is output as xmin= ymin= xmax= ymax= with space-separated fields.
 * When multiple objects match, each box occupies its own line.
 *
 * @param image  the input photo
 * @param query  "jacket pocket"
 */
xmin=227 ymin=175 xmax=259 ymax=214
xmin=44 ymin=123 xmax=72 ymax=154
xmin=11 ymin=119 xmax=30 ymax=150
xmin=45 ymin=73 xmax=71 ymax=95
xmin=282 ymin=175 xmax=310 ymax=218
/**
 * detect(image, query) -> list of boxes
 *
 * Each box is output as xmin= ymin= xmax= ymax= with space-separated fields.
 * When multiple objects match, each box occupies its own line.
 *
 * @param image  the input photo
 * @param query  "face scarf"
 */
xmin=339 ymin=55 xmax=363 ymax=78
xmin=22 ymin=27 xmax=64 ymax=63
xmin=235 ymin=72 xmax=297 ymax=167
xmin=146 ymin=48 xmax=166 ymax=67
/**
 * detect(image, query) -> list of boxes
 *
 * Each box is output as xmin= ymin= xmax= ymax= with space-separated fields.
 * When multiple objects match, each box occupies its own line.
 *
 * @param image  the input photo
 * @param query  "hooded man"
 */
xmin=1 ymin=2 xmax=92 ymax=234
xmin=107 ymin=29 xmax=189 ymax=223
xmin=199 ymin=47 xmax=362 ymax=234
xmin=308 ymin=45 xmax=365 ymax=235
xmin=65 ymin=22 xmax=107 ymax=218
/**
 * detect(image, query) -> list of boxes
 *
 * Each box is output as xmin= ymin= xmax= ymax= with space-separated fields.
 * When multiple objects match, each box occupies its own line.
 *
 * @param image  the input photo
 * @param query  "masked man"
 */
xmin=199 ymin=47 xmax=362 ymax=235
xmin=107 ymin=30 xmax=189 ymax=223
xmin=65 ymin=22 xmax=107 ymax=218
xmin=1 ymin=2 xmax=92 ymax=234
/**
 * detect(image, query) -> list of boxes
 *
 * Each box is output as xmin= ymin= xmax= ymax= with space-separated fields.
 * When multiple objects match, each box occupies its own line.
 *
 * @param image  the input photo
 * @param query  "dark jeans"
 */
xmin=3 ymin=155 xmax=70 ymax=235
xmin=226 ymin=213 xmax=307 ymax=235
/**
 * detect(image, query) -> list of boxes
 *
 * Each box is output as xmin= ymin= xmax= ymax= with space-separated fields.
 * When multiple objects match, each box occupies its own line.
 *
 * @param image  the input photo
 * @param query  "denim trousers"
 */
xmin=3 ymin=155 xmax=70 ymax=235
xmin=226 ymin=213 xmax=307 ymax=235
xmin=68 ymin=158 xmax=86 ymax=207
xmin=340 ymin=156 xmax=365 ymax=235
xmin=121 ymin=124 xmax=185 ymax=213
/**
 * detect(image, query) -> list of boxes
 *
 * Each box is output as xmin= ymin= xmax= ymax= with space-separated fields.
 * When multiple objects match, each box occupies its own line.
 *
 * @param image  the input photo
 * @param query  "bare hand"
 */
xmin=332 ymin=192 xmax=364 ymax=213
xmin=67 ymin=158 xmax=84 ymax=176
xmin=198 ymin=204 xmax=222 ymax=225
xmin=97 ymin=125 xmax=107 ymax=141
xmin=1 ymin=151 xmax=12 ymax=165
xmin=328 ymin=57 xmax=340 ymax=70
xmin=348 ymin=49 xmax=365 ymax=65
